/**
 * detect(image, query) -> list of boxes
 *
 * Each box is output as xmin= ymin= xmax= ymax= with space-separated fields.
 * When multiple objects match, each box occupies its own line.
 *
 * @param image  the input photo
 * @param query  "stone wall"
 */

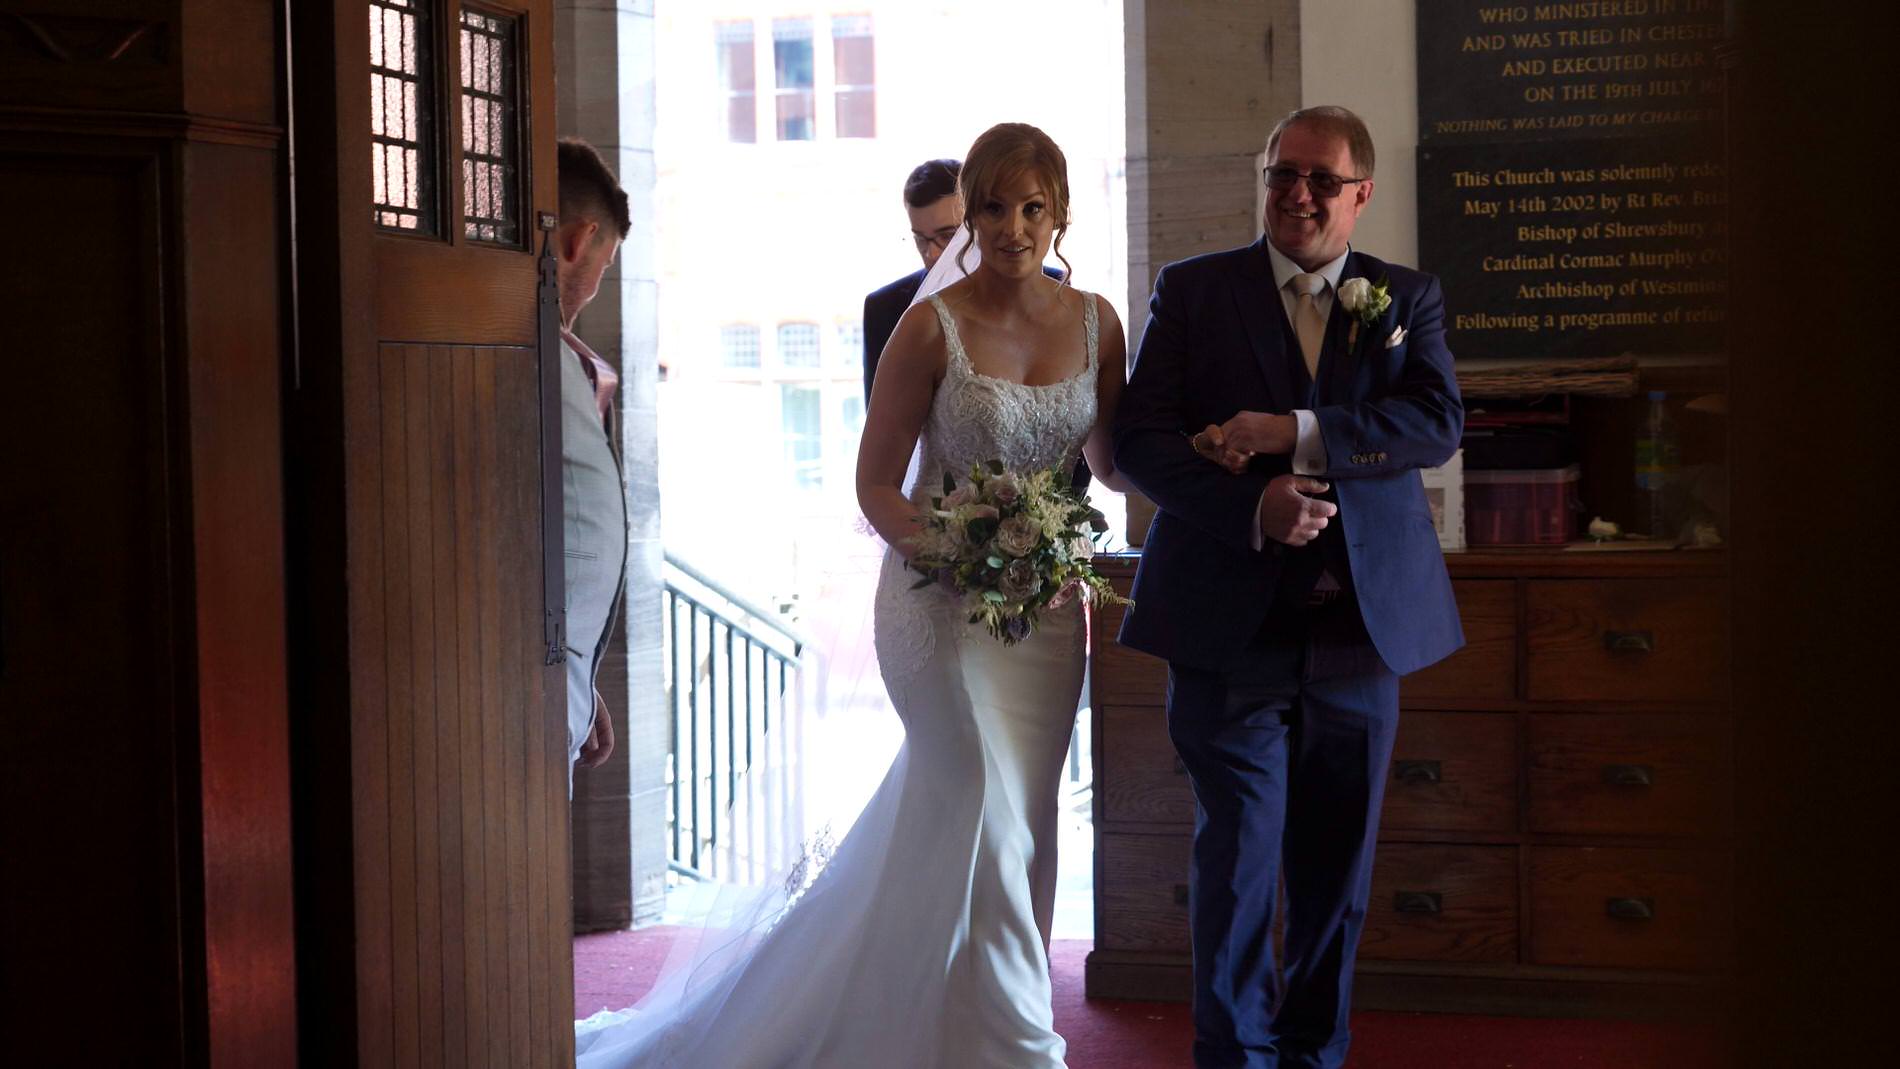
xmin=558 ymin=0 xmax=668 ymax=931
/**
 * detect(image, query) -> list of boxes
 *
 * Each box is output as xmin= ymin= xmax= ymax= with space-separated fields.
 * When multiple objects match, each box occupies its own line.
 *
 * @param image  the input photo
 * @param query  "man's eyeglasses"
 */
xmin=1263 ymin=166 xmax=1368 ymax=199
xmin=912 ymin=230 xmax=957 ymax=253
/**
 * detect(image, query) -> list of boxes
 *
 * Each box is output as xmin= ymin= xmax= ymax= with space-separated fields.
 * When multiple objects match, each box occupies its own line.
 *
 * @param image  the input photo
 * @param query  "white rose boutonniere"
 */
xmin=1338 ymin=276 xmax=1392 ymax=350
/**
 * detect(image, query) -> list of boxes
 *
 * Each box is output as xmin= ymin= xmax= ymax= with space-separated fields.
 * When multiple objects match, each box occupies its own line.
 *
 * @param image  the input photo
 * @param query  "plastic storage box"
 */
xmin=1463 ymin=464 xmax=1581 ymax=546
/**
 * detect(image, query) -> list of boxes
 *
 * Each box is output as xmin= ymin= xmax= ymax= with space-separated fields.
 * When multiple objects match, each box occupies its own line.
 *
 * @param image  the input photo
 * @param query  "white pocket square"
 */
xmin=1383 ymin=326 xmax=1407 ymax=349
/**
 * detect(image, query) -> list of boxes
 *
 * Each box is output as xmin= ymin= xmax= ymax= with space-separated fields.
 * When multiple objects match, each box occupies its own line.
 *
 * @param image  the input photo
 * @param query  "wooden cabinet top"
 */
xmin=1093 ymin=547 xmax=1727 ymax=580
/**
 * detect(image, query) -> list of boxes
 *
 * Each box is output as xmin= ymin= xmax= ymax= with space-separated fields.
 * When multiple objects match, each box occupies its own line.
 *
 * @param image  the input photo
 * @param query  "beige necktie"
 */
xmin=1290 ymin=273 xmax=1326 ymax=379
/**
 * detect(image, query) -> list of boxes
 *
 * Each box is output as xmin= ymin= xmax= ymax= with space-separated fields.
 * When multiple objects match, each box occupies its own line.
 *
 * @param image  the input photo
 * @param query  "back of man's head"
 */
xmin=558 ymin=137 xmax=630 ymax=240
xmin=903 ymin=158 xmax=962 ymax=208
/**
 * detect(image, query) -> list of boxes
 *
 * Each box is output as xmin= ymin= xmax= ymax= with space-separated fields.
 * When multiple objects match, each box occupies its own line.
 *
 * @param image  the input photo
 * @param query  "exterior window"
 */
xmin=781 ymin=385 xmax=823 ymax=489
xmin=835 ymin=320 xmax=864 ymax=368
xmin=370 ymin=0 xmax=438 ymax=233
xmin=715 ymin=21 xmax=756 ymax=144
xmin=460 ymin=7 xmax=521 ymax=245
xmin=778 ymin=322 xmax=821 ymax=368
xmin=721 ymin=325 xmax=761 ymax=368
xmin=832 ymin=16 xmax=875 ymax=138
xmin=840 ymin=393 xmax=866 ymax=436
xmin=772 ymin=19 xmax=815 ymax=141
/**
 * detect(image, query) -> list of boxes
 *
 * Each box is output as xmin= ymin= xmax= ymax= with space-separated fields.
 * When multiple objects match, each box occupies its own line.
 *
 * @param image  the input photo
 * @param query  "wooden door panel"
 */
xmin=358 ymin=342 xmax=568 ymax=1066
xmin=374 ymin=239 xmax=539 ymax=344
xmin=293 ymin=2 xmax=570 ymax=1063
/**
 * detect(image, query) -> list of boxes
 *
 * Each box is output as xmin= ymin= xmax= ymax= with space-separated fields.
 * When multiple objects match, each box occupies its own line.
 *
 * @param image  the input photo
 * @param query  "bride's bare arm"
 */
xmin=856 ymin=303 xmax=947 ymax=558
xmin=1081 ymin=298 xmax=1134 ymax=494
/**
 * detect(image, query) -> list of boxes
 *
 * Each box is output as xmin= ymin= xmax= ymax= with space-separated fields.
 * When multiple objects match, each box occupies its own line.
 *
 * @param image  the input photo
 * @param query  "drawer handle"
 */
xmin=1394 ymin=891 xmax=1443 ymax=915
xmin=1602 ymin=763 xmax=1655 ymax=786
xmin=1173 ymin=883 xmax=1190 ymax=908
xmin=1606 ymin=896 xmax=1655 ymax=921
xmin=1394 ymin=759 xmax=1442 ymax=785
xmin=1603 ymin=629 xmax=1655 ymax=653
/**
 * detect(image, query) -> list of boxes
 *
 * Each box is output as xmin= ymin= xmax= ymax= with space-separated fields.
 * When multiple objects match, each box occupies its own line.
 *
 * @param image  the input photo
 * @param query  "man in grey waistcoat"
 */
xmin=555 ymin=137 xmax=631 ymax=787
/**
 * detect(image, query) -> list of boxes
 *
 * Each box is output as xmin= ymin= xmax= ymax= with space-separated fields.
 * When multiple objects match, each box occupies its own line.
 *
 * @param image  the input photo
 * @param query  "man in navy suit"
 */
xmin=1113 ymin=106 xmax=1464 ymax=1069
xmin=861 ymin=158 xmax=963 ymax=403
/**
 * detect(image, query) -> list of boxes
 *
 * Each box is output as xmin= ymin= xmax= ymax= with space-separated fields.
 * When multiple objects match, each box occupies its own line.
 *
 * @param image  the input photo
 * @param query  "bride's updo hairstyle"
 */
xmin=955 ymin=122 xmax=1073 ymax=283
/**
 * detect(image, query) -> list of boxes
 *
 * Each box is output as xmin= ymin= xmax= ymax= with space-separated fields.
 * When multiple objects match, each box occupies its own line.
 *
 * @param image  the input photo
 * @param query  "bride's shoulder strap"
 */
xmin=925 ymin=293 xmax=968 ymax=370
xmin=1082 ymin=288 xmax=1100 ymax=370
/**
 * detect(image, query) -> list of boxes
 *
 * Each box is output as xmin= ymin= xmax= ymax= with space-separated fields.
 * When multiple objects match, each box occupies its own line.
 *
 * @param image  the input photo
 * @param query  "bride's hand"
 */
xmin=1191 ymin=424 xmax=1253 ymax=475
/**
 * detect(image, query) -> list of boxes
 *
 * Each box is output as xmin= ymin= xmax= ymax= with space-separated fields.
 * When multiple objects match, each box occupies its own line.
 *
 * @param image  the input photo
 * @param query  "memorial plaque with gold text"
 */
xmin=1417 ymin=0 xmax=1729 ymax=360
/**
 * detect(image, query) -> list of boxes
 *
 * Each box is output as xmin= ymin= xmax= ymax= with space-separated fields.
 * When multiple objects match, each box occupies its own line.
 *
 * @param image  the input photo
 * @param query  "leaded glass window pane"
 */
xmin=460 ymin=6 xmax=521 ymax=245
xmin=371 ymin=0 xmax=438 ymax=233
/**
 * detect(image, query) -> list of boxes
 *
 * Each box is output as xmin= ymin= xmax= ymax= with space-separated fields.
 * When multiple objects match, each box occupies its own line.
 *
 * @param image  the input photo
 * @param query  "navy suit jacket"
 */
xmin=862 ymin=268 xmax=927 ymax=403
xmin=1112 ymin=239 xmax=1465 ymax=676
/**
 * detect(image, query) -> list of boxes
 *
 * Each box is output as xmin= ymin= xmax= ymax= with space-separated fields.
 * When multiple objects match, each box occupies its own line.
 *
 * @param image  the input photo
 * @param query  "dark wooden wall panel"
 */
xmin=353 ymin=342 xmax=569 ymax=1068
xmin=2 ymin=5 xmax=295 ymax=1050
xmin=0 ymin=146 xmax=186 ymax=1063
xmin=180 ymin=134 xmax=297 ymax=1069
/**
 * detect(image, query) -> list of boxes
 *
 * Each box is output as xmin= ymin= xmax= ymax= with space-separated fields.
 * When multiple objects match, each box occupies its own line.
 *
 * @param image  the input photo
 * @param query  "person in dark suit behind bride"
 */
xmin=1115 ymin=105 xmax=1465 ymax=1069
xmin=861 ymin=157 xmax=965 ymax=403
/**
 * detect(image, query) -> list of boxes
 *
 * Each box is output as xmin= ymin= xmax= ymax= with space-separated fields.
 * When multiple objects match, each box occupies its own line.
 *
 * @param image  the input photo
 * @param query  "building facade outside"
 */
xmin=652 ymin=0 xmax=1129 ymax=611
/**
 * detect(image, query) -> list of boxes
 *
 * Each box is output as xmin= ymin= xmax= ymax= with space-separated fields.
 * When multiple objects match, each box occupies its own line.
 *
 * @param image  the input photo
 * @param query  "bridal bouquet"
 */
xmin=907 ymin=460 xmax=1130 ymax=645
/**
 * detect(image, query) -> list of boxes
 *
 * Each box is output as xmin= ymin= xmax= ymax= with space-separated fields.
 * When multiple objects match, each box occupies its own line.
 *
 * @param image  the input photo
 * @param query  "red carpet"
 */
xmin=575 ymin=931 xmax=1728 ymax=1067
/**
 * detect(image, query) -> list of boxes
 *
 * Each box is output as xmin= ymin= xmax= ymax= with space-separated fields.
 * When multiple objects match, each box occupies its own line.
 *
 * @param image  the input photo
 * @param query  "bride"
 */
xmin=575 ymin=121 xmax=1129 ymax=1068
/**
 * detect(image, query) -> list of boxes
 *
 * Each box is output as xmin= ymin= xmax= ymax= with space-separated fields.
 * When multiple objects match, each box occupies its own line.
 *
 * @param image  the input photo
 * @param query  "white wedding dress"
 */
xmin=575 ymin=290 xmax=1103 ymax=1068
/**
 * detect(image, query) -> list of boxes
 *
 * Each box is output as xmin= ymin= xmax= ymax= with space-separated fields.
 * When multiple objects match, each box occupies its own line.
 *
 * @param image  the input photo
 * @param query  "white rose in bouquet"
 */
xmin=992 ymin=515 xmax=1042 ymax=558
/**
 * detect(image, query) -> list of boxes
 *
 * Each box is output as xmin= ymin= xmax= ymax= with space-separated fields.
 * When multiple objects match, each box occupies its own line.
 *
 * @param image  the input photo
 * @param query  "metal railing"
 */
xmin=662 ymin=552 xmax=804 ymax=880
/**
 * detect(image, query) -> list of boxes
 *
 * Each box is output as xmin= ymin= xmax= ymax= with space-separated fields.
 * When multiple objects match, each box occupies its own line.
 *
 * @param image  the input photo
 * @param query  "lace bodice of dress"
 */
xmin=910 ymin=291 xmax=1100 ymax=502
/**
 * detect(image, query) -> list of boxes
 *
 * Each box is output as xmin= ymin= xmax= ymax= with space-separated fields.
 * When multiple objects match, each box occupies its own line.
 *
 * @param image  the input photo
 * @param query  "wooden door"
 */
xmin=288 ymin=2 xmax=572 ymax=1065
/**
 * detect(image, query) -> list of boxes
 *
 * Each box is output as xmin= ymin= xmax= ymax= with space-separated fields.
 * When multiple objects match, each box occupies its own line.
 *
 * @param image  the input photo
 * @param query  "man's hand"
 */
xmin=1259 ymin=474 xmax=1336 ymax=547
xmin=1219 ymin=411 xmax=1296 ymax=456
xmin=577 ymin=690 xmax=614 ymax=769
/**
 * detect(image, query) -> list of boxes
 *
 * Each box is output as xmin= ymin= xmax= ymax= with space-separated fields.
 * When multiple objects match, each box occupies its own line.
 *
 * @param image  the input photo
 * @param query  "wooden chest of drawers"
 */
xmin=1086 ymin=550 xmax=1731 ymax=1015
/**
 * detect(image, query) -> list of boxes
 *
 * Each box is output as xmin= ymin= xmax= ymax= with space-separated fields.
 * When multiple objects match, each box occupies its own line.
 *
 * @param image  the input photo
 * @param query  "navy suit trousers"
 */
xmin=1165 ymin=600 xmax=1399 ymax=1069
